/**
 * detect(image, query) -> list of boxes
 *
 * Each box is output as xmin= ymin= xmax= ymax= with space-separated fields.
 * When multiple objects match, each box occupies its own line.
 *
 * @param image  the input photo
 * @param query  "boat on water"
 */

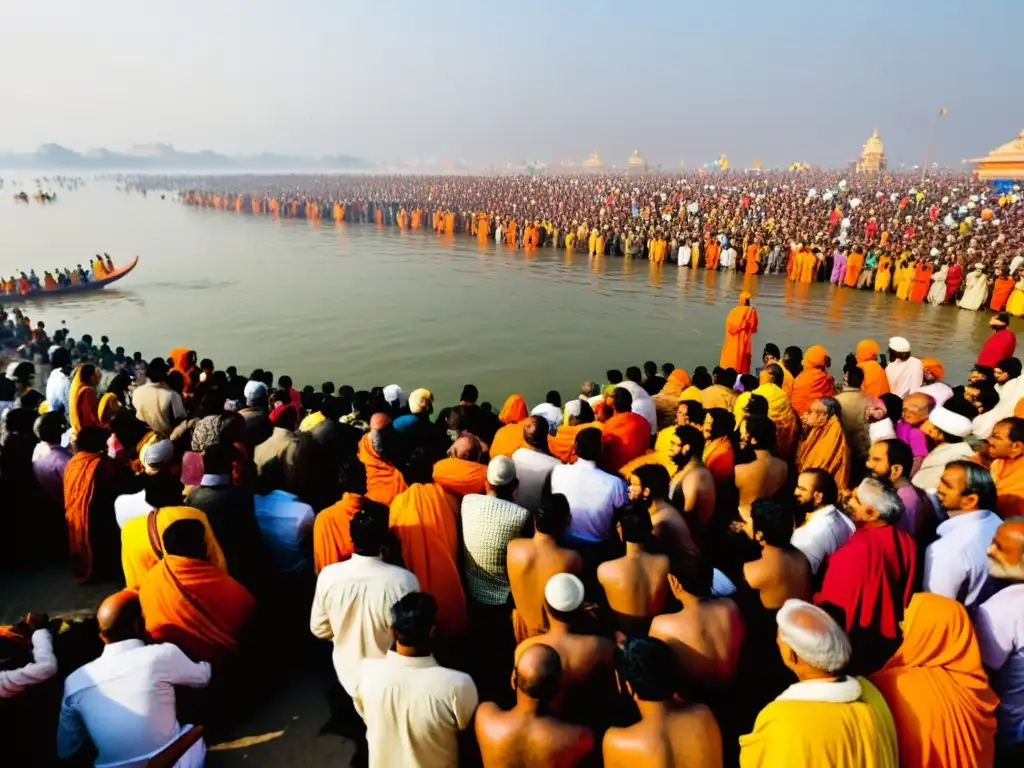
xmin=0 ymin=256 xmax=139 ymax=303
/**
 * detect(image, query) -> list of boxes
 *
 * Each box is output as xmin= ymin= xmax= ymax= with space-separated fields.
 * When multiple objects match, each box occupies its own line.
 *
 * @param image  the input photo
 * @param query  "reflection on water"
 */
xmin=0 ymin=181 xmax=1004 ymax=404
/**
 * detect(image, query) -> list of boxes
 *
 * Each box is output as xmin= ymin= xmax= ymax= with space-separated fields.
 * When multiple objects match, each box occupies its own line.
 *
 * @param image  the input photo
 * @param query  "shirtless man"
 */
xmin=476 ymin=644 xmax=594 ymax=768
xmin=514 ymin=573 xmax=616 ymax=723
xmin=649 ymin=556 xmax=744 ymax=688
xmin=743 ymin=499 xmax=812 ymax=608
xmin=507 ymin=495 xmax=583 ymax=643
xmin=597 ymin=503 xmax=670 ymax=635
xmin=735 ymin=416 xmax=789 ymax=524
xmin=602 ymin=637 xmax=722 ymax=768
xmin=627 ymin=464 xmax=697 ymax=558
xmin=666 ymin=425 xmax=716 ymax=531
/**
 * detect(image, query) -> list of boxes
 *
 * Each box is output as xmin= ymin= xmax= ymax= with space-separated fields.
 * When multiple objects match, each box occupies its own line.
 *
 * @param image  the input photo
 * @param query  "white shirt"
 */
xmin=923 ymin=509 xmax=1001 ymax=607
xmin=310 ymin=554 xmax=419 ymax=696
xmin=885 ymin=357 xmax=924 ymax=398
xmin=354 ymin=651 xmax=478 ymax=768
xmin=114 ymin=490 xmax=154 ymax=529
xmin=912 ymin=441 xmax=975 ymax=493
xmin=253 ymin=490 xmax=315 ymax=574
xmin=790 ymin=504 xmax=855 ymax=575
xmin=0 ymin=629 xmax=57 ymax=699
xmin=913 ymin=381 xmax=954 ymax=406
xmin=45 ymin=368 xmax=71 ymax=414
xmin=721 ymin=247 xmax=737 ymax=268
xmin=550 ymin=459 xmax=628 ymax=542
xmin=58 ymin=640 xmax=211 ymax=767
xmin=511 ymin=447 xmax=561 ymax=512
xmin=975 ymin=583 xmax=1024 ymax=730
xmin=678 ymin=245 xmax=692 ymax=266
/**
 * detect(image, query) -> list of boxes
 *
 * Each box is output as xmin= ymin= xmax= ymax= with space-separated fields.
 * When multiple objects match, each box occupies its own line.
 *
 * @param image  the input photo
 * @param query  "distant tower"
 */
xmin=582 ymin=151 xmax=604 ymax=171
xmin=627 ymin=149 xmax=647 ymax=173
xmin=857 ymin=128 xmax=887 ymax=173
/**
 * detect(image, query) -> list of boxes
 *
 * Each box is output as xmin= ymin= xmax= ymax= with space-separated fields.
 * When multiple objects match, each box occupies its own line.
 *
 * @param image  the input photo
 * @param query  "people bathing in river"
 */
xmin=3 ymin=314 xmax=1024 ymax=765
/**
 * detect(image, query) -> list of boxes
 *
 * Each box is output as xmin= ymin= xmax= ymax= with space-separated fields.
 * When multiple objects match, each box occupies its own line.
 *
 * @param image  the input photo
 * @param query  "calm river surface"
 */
xmin=0 ymin=179 xmax=1005 ymax=405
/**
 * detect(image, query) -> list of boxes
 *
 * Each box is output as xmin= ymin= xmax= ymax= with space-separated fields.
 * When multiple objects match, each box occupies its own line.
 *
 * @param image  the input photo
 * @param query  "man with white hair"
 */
xmin=884 ymin=336 xmax=923 ymax=398
xmin=739 ymin=599 xmax=899 ymax=767
xmin=912 ymin=399 xmax=977 ymax=493
xmin=974 ymin=518 xmax=1024 ymax=761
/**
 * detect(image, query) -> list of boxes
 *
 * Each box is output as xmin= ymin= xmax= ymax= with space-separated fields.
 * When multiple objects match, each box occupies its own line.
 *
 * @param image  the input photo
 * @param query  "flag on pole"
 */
xmin=939 ymin=108 xmax=948 ymax=116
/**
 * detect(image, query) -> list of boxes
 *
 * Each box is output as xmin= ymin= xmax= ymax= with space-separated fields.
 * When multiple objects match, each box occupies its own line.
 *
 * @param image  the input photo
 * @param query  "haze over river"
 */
xmin=0 ymin=179 xmax=1002 ymax=404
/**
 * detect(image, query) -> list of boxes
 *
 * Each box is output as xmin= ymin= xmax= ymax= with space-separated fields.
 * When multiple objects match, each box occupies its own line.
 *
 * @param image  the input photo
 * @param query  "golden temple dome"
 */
xmin=582 ymin=151 xmax=604 ymax=169
xmin=862 ymin=128 xmax=884 ymax=157
xmin=627 ymin=149 xmax=646 ymax=168
xmin=970 ymin=128 xmax=1024 ymax=180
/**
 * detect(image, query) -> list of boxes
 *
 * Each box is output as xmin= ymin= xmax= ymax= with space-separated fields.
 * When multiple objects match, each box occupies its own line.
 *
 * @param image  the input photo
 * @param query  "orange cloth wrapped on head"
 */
xmin=790 ymin=345 xmax=835 ymax=417
xmin=357 ymin=428 xmax=408 ymax=506
xmin=313 ymin=493 xmax=362 ymax=573
xmin=490 ymin=395 xmax=530 ymax=457
xmin=856 ymin=339 xmax=890 ymax=399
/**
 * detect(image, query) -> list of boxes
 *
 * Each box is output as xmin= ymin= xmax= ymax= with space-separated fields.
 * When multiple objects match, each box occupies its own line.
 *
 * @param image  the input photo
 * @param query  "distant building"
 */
xmin=970 ymin=129 xmax=1024 ymax=181
xmin=581 ymin=151 xmax=604 ymax=171
xmin=856 ymin=129 xmax=886 ymax=173
xmin=627 ymin=149 xmax=647 ymax=173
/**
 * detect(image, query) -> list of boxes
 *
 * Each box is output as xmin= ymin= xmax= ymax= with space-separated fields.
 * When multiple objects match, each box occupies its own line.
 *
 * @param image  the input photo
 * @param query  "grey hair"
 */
xmin=777 ymin=599 xmax=851 ymax=673
xmin=819 ymin=397 xmax=840 ymax=419
xmin=946 ymin=460 xmax=998 ymax=512
xmin=857 ymin=477 xmax=903 ymax=523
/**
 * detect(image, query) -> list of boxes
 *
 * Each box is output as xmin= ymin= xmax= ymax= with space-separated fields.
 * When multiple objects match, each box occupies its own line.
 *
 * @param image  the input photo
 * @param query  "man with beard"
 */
xmin=734 ymin=416 xmax=788 ymax=527
xmin=912 ymin=398 xmax=977 ymax=493
xmin=865 ymin=438 xmax=932 ymax=540
xmin=790 ymin=469 xmax=851 ymax=578
xmin=973 ymin=519 xmax=1024 ymax=763
xmin=666 ymin=425 xmax=716 ymax=533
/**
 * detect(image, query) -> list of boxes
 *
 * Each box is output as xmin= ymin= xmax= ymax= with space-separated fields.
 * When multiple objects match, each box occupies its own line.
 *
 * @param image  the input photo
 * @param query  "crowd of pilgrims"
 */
xmin=2 ymin=255 xmax=118 ymax=297
xmin=153 ymin=169 xmax=1024 ymax=311
xmin=4 ymin=305 xmax=1024 ymax=766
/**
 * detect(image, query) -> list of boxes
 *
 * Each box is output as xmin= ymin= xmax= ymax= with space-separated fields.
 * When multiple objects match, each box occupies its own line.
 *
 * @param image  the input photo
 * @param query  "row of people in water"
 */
xmin=1 ymin=255 xmax=116 ymax=295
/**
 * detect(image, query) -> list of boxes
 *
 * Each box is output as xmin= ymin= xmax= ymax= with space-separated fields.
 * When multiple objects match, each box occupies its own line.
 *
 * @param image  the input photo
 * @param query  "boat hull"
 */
xmin=0 ymin=257 xmax=139 ymax=303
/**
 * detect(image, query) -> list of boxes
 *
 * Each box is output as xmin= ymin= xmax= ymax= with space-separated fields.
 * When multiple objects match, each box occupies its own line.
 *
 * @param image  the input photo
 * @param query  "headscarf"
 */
xmin=191 ymin=414 xmax=235 ymax=452
xmin=498 ymin=394 xmax=528 ymax=425
xmin=68 ymin=366 xmax=100 ymax=437
xmin=921 ymin=358 xmax=945 ymax=380
xmin=870 ymin=593 xmax=998 ymax=768
xmin=97 ymin=393 xmax=120 ymax=427
xmin=660 ymin=369 xmax=691 ymax=397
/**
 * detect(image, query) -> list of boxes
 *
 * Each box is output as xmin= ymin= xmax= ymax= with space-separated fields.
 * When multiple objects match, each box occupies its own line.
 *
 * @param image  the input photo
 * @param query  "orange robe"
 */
xmin=121 ymin=507 xmax=227 ymax=591
xmin=138 ymin=555 xmax=255 ymax=665
xmin=989 ymin=455 xmax=1024 ymax=520
xmin=844 ymin=251 xmax=865 ymax=287
xmin=990 ymin=277 xmax=1015 ymax=312
xmin=744 ymin=245 xmax=760 ymax=275
xmin=476 ymin=214 xmax=489 ymax=243
xmin=64 ymin=451 xmax=103 ymax=582
xmin=506 ymin=220 xmax=518 ymax=247
xmin=702 ymin=436 xmax=735 ymax=486
xmin=870 ymin=593 xmax=997 ymax=768
xmin=720 ymin=304 xmax=759 ymax=374
xmin=490 ymin=421 xmax=526 ymax=458
xmin=444 ymin=212 xmax=455 ymax=235
xmin=909 ymin=264 xmax=932 ymax=302
xmin=705 ymin=240 xmax=721 ymax=270
xmin=790 ymin=368 xmax=835 ymax=418
xmin=313 ymin=493 xmax=361 ymax=572
xmin=357 ymin=434 xmax=408 ymax=505
xmin=388 ymin=481 xmax=467 ymax=636
xmin=856 ymin=340 xmax=890 ymax=398
xmin=600 ymin=412 xmax=650 ymax=472
xmin=798 ymin=249 xmax=817 ymax=283
xmin=431 ymin=458 xmax=488 ymax=496
xmin=549 ymin=423 xmax=601 ymax=463
xmin=795 ymin=416 xmax=851 ymax=490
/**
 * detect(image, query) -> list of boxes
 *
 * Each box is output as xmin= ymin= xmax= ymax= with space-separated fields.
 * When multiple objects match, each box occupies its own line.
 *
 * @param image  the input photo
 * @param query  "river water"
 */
xmin=0 ymin=179 xmax=1002 ymax=405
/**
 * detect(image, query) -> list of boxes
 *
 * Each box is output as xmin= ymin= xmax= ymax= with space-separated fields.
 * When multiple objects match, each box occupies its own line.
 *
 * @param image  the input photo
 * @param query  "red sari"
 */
xmin=943 ymin=263 xmax=963 ymax=303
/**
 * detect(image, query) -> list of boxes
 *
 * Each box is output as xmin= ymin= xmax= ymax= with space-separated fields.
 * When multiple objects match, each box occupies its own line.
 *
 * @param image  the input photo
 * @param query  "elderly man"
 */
xmin=974 ymin=519 xmax=1024 ymax=760
xmin=816 ymin=478 xmax=915 ymax=674
xmin=986 ymin=417 xmax=1024 ymax=519
xmin=791 ymin=469 xmax=852 ymax=576
xmin=739 ymin=600 xmax=898 ymax=767
xmin=885 ymin=336 xmax=924 ymax=397
xmin=511 ymin=416 xmax=561 ymax=512
xmin=795 ymin=397 xmax=851 ymax=490
xmin=58 ymin=591 xmax=211 ymax=767
xmin=913 ymin=400 xmax=977 ymax=493
xmin=925 ymin=461 xmax=1002 ymax=607
xmin=896 ymin=392 xmax=935 ymax=475
xmin=603 ymin=637 xmax=722 ymax=768
xmin=866 ymin=438 xmax=931 ymax=539
xmin=475 ymin=644 xmax=594 ymax=768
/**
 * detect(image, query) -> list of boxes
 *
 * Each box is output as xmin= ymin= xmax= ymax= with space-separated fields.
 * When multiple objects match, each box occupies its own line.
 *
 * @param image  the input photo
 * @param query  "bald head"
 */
xmin=989 ymin=519 xmax=1024 ymax=581
xmin=449 ymin=435 xmax=482 ymax=462
xmin=369 ymin=412 xmax=392 ymax=432
xmin=902 ymin=393 xmax=935 ymax=427
xmin=522 ymin=416 xmax=549 ymax=451
xmin=515 ymin=643 xmax=562 ymax=703
xmin=97 ymin=590 xmax=143 ymax=644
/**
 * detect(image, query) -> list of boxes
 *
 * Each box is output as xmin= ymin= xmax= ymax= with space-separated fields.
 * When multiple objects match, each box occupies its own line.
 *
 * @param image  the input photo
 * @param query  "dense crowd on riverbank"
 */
xmin=3 ymin=302 xmax=1024 ymax=765
xmin=134 ymin=170 xmax=1024 ymax=312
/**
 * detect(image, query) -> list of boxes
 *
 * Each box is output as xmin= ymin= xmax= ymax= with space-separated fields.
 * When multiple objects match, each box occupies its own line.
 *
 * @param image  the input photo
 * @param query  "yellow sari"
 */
xmin=68 ymin=366 xmax=101 ymax=437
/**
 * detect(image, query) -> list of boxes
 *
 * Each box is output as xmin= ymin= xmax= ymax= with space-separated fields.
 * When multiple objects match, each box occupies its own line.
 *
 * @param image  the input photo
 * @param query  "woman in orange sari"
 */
xmin=68 ymin=364 xmax=102 ymax=439
xmin=870 ymin=593 xmax=997 ymax=768
xmin=909 ymin=260 xmax=933 ymax=302
xmin=490 ymin=394 xmax=530 ymax=458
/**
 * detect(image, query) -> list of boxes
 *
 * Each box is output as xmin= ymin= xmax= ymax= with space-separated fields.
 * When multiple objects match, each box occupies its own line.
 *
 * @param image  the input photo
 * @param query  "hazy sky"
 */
xmin=3 ymin=0 xmax=1022 ymax=168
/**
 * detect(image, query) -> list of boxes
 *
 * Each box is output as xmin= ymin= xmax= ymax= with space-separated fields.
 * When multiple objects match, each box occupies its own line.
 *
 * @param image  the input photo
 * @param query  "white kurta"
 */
xmin=959 ymin=270 xmax=989 ymax=311
xmin=927 ymin=265 xmax=948 ymax=305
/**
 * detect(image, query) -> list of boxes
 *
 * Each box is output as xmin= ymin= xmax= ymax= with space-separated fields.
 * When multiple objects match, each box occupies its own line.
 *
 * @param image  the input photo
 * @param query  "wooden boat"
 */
xmin=0 ymin=256 xmax=139 ymax=303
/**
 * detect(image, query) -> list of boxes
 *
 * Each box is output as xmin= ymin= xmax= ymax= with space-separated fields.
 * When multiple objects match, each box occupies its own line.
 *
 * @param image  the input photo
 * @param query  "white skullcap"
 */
xmin=383 ymin=384 xmax=407 ymax=408
xmin=868 ymin=418 xmax=898 ymax=444
xmin=408 ymin=388 xmax=433 ymax=414
xmin=545 ymin=573 xmax=585 ymax=613
xmin=140 ymin=439 xmax=173 ymax=473
xmin=531 ymin=403 xmax=562 ymax=435
xmin=564 ymin=400 xmax=583 ymax=423
xmin=486 ymin=456 xmax=516 ymax=488
xmin=888 ymin=336 xmax=911 ymax=354
xmin=244 ymin=380 xmax=267 ymax=405
xmin=928 ymin=406 xmax=973 ymax=439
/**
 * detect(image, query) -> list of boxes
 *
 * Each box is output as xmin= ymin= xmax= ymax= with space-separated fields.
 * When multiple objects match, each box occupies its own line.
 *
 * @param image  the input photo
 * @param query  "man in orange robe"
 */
xmin=490 ymin=395 xmax=530 ymax=458
xmin=356 ymin=414 xmax=408 ymax=505
xmin=720 ymin=292 xmax=759 ymax=374
xmin=476 ymin=213 xmax=489 ymax=244
xmin=844 ymin=250 xmax=865 ymax=287
xmin=314 ymin=493 xmax=362 ymax=572
xmin=984 ymin=417 xmax=1024 ymax=519
xmin=990 ymin=271 xmax=1015 ymax=312
xmin=121 ymin=505 xmax=227 ymax=591
xmin=799 ymin=247 xmax=818 ymax=283
xmin=705 ymin=238 xmax=721 ymax=270
xmin=909 ymin=261 xmax=932 ymax=302
xmin=64 ymin=426 xmax=122 ymax=582
xmin=790 ymin=345 xmax=836 ymax=417
xmin=506 ymin=220 xmax=518 ymax=247
xmin=138 ymin=519 xmax=255 ymax=665
xmin=855 ymin=339 xmax=890 ymax=398
xmin=600 ymin=389 xmax=651 ymax=471
xmin=744 ymin=242 xmax=761 ymax=276
xmin=549 ymin=401 xmax=602 ymax=463
xmin=795 ymin=397 xmax=851 ymax=490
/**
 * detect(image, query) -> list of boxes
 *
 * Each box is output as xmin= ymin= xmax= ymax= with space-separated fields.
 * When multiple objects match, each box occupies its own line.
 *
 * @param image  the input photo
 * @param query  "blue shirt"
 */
xmin=253 ymin=490 xmax=314 ymax=574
